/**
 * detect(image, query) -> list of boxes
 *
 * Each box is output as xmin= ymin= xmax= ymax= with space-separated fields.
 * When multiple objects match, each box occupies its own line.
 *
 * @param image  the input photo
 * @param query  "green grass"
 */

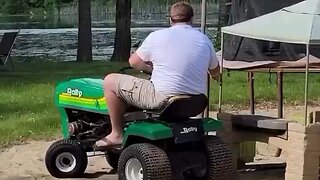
xmin=209 ymin=72 xmax=320 ymax=110
xmin=0 ymin=61 xmax=127 ymax=147
xmin=1 ymin=61 xmax=320 ymax=147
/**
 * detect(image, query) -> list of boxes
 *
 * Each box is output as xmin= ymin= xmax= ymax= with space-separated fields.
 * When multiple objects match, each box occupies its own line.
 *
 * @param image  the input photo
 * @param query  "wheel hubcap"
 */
xmin=55 ymin=152 xmax=76 ymax=173
xmin=192 ymin=165 xmax=208 ymax=178
xmin=125 ymin=158 xmax=143 ymax=180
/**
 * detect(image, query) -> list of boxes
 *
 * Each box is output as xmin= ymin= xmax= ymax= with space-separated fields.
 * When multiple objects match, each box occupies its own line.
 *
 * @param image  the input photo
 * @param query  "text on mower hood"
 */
xmin=180 ymin=127 xmax=198 ymax=134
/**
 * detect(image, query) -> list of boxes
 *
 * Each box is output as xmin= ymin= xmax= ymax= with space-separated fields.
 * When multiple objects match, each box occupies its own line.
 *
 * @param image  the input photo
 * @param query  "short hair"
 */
xmin=170 ymin=2 xmax=194 ymax=23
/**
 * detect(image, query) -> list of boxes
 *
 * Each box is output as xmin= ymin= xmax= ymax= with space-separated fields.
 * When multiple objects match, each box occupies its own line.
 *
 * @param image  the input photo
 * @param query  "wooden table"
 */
xmin=244 ymin=68 xmax=320 ymax=118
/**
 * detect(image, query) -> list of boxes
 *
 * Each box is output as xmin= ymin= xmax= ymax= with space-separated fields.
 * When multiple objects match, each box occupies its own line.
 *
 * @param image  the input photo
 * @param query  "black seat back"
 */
xmin=160 ymin=94 xmax=208 ymax=120
xmin=0 ymin=31 xmax=19 ymax=69
xmin=0 ymin=32 xmax=18 ymax=56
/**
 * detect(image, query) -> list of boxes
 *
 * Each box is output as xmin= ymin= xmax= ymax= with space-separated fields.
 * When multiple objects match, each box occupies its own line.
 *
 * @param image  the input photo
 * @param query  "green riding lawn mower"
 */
xmin=45 ymin=68 xmax=234 ymax=180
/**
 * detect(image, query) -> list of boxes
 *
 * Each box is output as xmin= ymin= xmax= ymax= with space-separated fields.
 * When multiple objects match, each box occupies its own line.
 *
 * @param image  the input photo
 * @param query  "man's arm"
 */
xmin=129 ymin=52 xmax=153 ymax=73
xmin=207 ymin=40 xmax=220 ymax=80
xmin=208 ymin=64 xmax=220 ymax=81
xmin=129 ymin=33 xmax=155 ymax=73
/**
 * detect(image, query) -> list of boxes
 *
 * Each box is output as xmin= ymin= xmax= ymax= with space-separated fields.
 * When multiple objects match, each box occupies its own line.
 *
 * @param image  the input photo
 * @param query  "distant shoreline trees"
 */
xmin=0 ymin=0 xmax=73 ymax=14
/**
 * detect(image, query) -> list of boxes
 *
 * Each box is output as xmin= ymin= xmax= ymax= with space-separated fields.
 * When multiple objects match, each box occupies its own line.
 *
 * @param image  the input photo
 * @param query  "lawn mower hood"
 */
xmin=55 ymin=78 xmax=109 ymax=115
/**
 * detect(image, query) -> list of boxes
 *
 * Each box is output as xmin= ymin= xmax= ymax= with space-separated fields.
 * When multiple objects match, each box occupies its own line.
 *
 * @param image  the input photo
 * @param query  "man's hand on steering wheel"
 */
xmin=129 ymin=52 xmax=153 ymax=74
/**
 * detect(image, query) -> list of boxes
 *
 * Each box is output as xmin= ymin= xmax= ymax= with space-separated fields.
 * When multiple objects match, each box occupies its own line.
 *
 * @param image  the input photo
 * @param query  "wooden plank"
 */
xmin=245 ymin=68 xmax=320 ymax=73
xmin=228 ymin=114 xmax=288 ymax=131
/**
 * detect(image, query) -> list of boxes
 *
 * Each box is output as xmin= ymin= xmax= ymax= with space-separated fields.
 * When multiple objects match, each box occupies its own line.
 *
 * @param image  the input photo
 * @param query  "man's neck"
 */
xmin=171 ymin=22 xmax=192 ymax=27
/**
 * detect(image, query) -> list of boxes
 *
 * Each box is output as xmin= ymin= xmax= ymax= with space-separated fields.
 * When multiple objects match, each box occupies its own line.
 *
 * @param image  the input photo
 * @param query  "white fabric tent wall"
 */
xmin=219 ymin=0 xmax=320 ymax=125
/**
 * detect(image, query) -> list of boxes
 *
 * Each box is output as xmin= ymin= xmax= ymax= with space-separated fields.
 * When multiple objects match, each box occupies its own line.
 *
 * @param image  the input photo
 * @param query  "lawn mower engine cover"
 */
xmin=55 ymin=78 xmax=108 ymax=113
xmin=55 ymin=78 xmax=111 ymax=139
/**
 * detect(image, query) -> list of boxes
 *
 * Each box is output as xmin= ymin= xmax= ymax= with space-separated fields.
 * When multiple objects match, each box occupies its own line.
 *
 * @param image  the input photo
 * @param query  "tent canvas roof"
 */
xmin=221 ymin=0 xmax=320 ymax=44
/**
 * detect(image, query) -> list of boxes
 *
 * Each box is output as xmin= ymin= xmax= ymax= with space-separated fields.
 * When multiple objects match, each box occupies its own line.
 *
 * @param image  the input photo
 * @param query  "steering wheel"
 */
xmin=118 ymin=66 xmax=135 ymax=74
xmin=118 ymin=66 xmax=151 ymax=79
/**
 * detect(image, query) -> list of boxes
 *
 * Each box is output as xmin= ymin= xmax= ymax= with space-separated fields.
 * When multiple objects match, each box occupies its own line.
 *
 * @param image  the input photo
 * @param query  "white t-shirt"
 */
xmin=136 ymin=24 xmax=219 ymax=96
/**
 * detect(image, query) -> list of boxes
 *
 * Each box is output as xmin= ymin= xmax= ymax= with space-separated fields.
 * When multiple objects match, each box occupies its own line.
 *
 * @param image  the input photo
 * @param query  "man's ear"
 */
xmin=169 ymin=18 xmax=174 ymax=26
xmin=189 ymin=17 xmax=193 ymax=25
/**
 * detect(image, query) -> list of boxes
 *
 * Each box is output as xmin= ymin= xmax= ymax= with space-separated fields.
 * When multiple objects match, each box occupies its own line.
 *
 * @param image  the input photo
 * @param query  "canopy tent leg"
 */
xmin=218 ymin=32 xmax=224 ymax=113
xmin=201 ymin=0 xmax=209 ymax=117
xmin=304 ymin=44 xmax=310 ymax=126
xmin=200 ymin=0 xmax=207 ymax=33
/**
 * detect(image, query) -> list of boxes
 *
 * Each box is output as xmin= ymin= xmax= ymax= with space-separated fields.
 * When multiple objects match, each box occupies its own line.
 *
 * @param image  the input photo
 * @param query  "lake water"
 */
xmin=0 ymin=1 xmax=220 ymax=62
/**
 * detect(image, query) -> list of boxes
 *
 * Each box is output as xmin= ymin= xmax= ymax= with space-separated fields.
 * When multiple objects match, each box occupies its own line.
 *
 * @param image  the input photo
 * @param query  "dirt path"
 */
xmin=1 ymin=106 xmax=318 ymax=180
xmin=0 ymin=140 xmax=284 ymax=180
xmin=0 ymin=140 xmax=117 ymax=180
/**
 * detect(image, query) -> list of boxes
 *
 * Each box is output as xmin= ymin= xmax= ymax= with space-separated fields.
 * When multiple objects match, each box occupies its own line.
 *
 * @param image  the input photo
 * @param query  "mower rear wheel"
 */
xmin=105 ymin=151 xmax=120 ymax=170
xmin=205 ymin=136 xmax=234 ymax=179
xmin=45 ymin=139 xmax=88 ymax=178
xmin=118 ymin=143 xmax=171 ymax=180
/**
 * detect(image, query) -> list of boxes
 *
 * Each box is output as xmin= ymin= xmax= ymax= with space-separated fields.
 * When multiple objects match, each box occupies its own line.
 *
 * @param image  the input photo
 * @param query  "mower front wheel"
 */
xmin=45 ymin=139 xmax=88 ymax=178
xmin=118 ymin=143 xmax=171 ymax=180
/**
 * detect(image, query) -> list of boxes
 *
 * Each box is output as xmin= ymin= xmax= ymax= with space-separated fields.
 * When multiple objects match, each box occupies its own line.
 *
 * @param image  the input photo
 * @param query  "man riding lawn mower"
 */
xmin=45 ymin=2 xmax=234 ymax=180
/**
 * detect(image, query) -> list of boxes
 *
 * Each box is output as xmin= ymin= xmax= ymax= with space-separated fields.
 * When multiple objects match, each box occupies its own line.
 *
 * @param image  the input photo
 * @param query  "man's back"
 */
xmin=136 ymin=24 xmax=218 ymax=96
xmin=96 ymin=1 xmax=220 ymax=151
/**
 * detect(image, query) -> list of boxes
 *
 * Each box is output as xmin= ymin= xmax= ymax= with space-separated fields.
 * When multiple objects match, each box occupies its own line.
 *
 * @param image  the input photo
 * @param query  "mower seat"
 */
xmin=145 ymin=94 xmax=208 ymax=122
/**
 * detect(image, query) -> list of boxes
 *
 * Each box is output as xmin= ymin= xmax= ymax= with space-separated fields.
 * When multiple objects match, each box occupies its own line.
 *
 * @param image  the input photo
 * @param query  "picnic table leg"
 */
xmin=240 ymin=72 xmax=256 ymax=164
xmin=277 ymin=71 xmax=283 ymax=118
xmin=248 ymin=72 xmax=255 ymax=114
xmin=275 ymin=71 xmax=283 ymax=157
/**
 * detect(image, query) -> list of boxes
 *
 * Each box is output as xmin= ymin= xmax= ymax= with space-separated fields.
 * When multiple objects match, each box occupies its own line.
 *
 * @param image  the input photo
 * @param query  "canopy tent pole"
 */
xmin=200 ymin=0 xmax=207 ymax=33
xmin=304 ymin=44 xmax=310 ymax=126
xmin=218 ymin=32 xmax=224 ymax=113
xmin=201 ymin=0 xmax=210 ymax=117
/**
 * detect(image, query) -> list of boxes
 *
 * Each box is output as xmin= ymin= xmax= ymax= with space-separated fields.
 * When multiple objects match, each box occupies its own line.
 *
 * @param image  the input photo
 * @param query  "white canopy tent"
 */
xmin=219 ymin=0 xmax=320 ymax=125
xmin=221 ymin=0 xmax=320 ymax=44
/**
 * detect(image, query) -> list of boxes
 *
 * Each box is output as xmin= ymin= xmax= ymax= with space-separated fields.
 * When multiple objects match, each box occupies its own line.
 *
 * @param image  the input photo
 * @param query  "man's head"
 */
xmin=170 ymin=1 xmax=194 ymax=25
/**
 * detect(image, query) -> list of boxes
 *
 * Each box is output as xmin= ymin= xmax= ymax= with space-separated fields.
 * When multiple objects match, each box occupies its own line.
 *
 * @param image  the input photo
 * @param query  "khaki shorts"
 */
xmin=114 ymin=74 xmax=168 ymax=110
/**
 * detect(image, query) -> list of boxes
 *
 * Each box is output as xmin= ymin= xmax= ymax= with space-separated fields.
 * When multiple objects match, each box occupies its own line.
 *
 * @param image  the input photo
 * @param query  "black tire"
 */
xmin=118 ymin=143 xmax=171 ymax=180
xmin=206 ymin=137 xmax=234 ymax=180
xmin=105 ymin=151 xmax=120 ymax=170
xmin=45 ymin=139 xmax=88 ymax=178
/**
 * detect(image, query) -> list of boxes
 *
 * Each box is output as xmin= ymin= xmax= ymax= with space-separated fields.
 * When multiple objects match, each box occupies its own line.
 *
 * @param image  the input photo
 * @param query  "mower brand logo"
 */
xmin=180 ymin=127 xmax=198 ymax=134
xmin=66 ymin=88 xmax=83 ymax=97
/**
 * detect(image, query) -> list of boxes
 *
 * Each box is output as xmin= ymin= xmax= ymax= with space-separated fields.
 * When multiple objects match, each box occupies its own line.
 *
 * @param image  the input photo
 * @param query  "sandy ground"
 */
xmin=0 ymin=106 xmax=318 ymax=180
xmin=0 ymin=140 xmax=118 ymax=180
xmin=0 ymin=140 xmax=285 ymax=180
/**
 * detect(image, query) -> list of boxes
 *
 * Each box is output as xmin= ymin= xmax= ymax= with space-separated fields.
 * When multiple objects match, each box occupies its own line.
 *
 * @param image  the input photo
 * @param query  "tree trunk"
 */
xmin=77 ymin=0 xmax=92 ymax=62
xmin=111 ymin=0 xmax=131 ymax=62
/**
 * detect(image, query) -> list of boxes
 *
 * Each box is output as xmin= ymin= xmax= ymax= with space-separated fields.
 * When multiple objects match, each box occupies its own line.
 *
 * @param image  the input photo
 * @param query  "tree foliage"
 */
xmin=0 ymin=0 xmax=28 ymax=14
xmin=0 ymin=0 xmax=74 ymax=14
